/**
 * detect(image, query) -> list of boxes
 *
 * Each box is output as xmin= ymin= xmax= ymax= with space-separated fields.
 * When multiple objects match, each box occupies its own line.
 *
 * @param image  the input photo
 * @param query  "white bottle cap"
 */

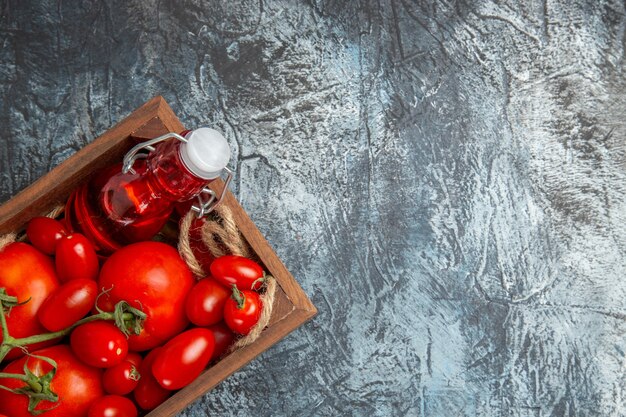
xmin=180 ymin=128 xmax=231 ymax=180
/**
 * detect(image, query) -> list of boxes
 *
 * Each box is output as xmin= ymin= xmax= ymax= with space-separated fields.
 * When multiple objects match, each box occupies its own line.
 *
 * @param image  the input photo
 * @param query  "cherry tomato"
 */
xmin=88 ymin=395 xmax=137 ymax=417
xmin=0 ymin=242 xmax=60 ymax=360
xmin=185 ymin=277 xmax=230 ymax=326
xmin=37 ymin=278 xmax=98 ymax=332
xmin=211 ymin=255 xmax=265 ymax=290
xmin=26 ymin=217 xmax=67 ymax=255
xmin=124 ymin=352 xmax=142 ymax=368
xmin=70 ymin=321 xmax=128 ymax=368
xmin=0 ymin=345 xmax=104 ymax=417
xmin=207 ymin=322 xmax=235 ymax=361
xmin=224 ymin=286 xmax=262 ymax=335
xmin=55 ymin=233 xmax=99 ymax=282
xmin=102 ymin=360 xmax=141 ymax=395
xmin=152 ymin=328 xmax=215 ymax=390
xmin=134 ymin=348 xmax=170 ymax=410
xmin=97 ymin=242 xmax=194 ymax=351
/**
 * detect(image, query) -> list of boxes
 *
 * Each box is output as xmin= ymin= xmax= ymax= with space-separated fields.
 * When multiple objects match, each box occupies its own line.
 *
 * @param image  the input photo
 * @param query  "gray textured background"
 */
xmin=1 ymin=0 xmax=626 ymax=416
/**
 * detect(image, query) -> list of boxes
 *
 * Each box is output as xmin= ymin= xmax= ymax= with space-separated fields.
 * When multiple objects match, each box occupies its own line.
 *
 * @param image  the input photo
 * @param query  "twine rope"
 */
xmin=177 ymin=203 xmax=274 ymax=349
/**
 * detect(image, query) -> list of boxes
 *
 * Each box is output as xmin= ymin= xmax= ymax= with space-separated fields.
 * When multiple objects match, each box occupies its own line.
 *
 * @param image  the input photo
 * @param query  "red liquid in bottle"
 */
xmin=67 ymin=130 xmax=227 ymax=253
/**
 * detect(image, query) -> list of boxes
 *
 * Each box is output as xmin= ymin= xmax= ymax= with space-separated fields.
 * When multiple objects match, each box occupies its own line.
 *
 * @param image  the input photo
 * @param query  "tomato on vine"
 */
xmin=97 ymin=242 xmax=194 ymax=351
xmin=0 ymin=242 xmax=60 ymax=360
xmin=0 ymin=345 xmax=104 ymax=417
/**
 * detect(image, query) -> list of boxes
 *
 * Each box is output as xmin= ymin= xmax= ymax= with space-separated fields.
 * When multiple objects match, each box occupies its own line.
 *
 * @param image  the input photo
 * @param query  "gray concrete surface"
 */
xmin=1 ymin=0 xmax=626 ymax=416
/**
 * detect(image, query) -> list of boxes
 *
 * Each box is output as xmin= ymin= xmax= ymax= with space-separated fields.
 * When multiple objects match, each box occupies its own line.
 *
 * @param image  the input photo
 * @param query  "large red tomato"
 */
xmin=0 ymin=345 xmax=104 ymax=417
xmin=0 ymin=242 xmax=60 ymax=360
xmin=97 ymin=242 xmax=194 ymax=351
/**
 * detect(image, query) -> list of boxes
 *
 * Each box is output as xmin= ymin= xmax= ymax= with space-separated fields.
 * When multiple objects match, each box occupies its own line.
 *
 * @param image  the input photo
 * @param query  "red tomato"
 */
xmin=0 ymin=242 xmax=60 ymax=360
xmin=37 ymin=278 xmax=98 ymax=332
xmin=26 ymin=217 xmax=67 ymax=255
xmin=55 ymin=233 xmax=99 ymax=282
xmin=70 ymin=321 xmax=128 ymax=368
xmin=211 ymin=255 xmax=265 ymax=290
xmin=124 ymin=352 xmax=142 ymax=368
xmin=151 ymin=328 xmax=214 ymax=390
xmin=224 ymin=287 xmax=262 ymax=335
xmin=0 ymin=345 xmax=104 ymax=417
xmin=102 ymin=360 xmax=141 ymax=395
xmin=88 ymin=395 xmax=137 ymax=417
xmin=207 ymin=322 xmax=235 ymax=361
xmin=185 ymin=277 xmax=230 ymax=326
xmin=97 ymin=242 xmax=194 ymax=351
xmin=134 ymin=348 xmax=170 ymax=410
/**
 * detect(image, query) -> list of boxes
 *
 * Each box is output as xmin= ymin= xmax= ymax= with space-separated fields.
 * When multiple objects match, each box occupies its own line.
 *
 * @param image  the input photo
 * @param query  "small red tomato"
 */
xmin=26 ymin=217 xmax=67 ymax=255
xmin=55 ymin=233 xmax=99 ymax=282
xmin=88 ymin=395 xmax=137 ymax=417
xmin=134 ymin=348 xmax=170 ymax=411
xmin=224 ymin=286 xmax=262 ymax=335
xmin=210 ymin=255 xmax=265 ymax=290
xmin=70 ymin=321 xmax=128 ymax=368
xmin=124 ymin=352 xmax=142 ymax=368
xmin=151 ymin=328 xmax=215 ymax=390
xmin=207 ymin=322 xmax=235 ymax=361
xmin=185 ymin=277 xmax=230 ymax=326
xmin=102 ymin=360 xmax=141 ymax=395
xmin=37 ymin=278 xmax=98 ymax=332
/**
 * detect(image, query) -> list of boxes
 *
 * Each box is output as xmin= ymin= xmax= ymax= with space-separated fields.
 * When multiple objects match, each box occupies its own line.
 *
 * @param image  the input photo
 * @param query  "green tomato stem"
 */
xmin=0 ymin=371 xmax=30 ymax=382
xmin=0 ymin=287 xmax=143 ymax=363
xmin=231 ymin=284 xmax=246 ymax=309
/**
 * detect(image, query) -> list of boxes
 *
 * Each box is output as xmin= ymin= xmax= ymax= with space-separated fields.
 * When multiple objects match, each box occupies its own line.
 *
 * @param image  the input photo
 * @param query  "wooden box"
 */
xmin=0 ymin=96 xmax=317 ymax=416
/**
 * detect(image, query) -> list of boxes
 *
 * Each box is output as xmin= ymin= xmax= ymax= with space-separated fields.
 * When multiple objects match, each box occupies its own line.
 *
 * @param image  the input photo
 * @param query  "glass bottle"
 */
xmin=66 ymin=128 xmax=231 ymax=253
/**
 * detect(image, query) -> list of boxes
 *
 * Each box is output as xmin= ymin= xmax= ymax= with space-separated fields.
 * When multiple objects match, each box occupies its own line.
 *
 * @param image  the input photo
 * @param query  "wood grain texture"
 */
xmin=2 ymin=0 xmax=626 ymax=416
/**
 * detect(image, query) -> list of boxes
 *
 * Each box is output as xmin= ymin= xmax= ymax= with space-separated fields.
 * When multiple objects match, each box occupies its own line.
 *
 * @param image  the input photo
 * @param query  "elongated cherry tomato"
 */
xmin=88 ymin=395 xmax=137 ymax=417
xmin=151 ymin=328 xmax=215 ymax=390
xmin=185 ymin=277 xmax=230 ymax=326
xmin=210 ymin=255 xmax=265 ymax=290
xmin=102 ymin=360 xmax=141 ymax=395
xmin=55 ymin=233 xmax=99 ymax=282
xmin=26 ymin=217 xmax=67 ymax=255
xmin=224 ymin=286 xmax=262 ymax=335
xmin=70 ymin=321 xmax=128 ymax=368
xmin=37 ymin=278 xmax=98 ymax=332
xmin=134 ymin=348 xmax=170 ymax=411
xmin=207 ymin=322 xmax=235 ymax=361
